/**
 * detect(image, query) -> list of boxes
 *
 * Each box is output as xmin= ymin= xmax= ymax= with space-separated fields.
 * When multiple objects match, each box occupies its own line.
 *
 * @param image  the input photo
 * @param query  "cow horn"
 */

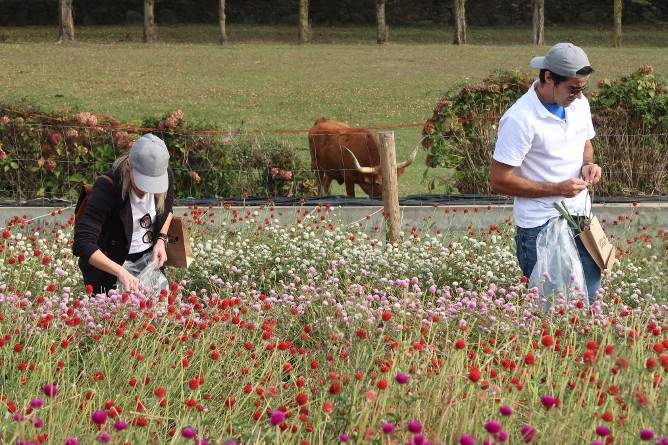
xmin=344 ymin=147 xmax=377 ymax=174
xmin=396 ymin=146 xmax=419 ymax=170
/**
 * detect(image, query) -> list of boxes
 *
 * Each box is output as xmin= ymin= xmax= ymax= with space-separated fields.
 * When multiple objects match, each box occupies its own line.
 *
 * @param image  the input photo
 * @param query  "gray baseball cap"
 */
xmin=128 ymin=133 xmax=170 ymax=194
xmin=530 ymin=42 xmax=592 ymax=78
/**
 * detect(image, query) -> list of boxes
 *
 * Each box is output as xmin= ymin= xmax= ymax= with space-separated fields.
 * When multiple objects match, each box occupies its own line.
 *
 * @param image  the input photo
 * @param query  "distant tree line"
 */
xmin=1 ymin=0 xmax=665 ymax=46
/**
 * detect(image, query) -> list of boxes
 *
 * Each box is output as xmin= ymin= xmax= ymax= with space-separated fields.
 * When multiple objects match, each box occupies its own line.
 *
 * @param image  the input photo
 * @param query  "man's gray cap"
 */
xmin=530 ymin=42 xmax=591 ymax=78
xmin=128 ymin=133 xmax=170 ymax=194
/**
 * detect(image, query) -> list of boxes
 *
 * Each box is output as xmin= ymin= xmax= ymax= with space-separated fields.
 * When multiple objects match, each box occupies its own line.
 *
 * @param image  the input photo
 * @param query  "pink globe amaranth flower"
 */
xmin=485 ymin=419 xmax=502 ymax=435
xmin=65 ymin=438 xmax=79 ymax=445
xmin=114 ymin=420 xmax=127 ymax=431
xmin=595 ymin=425 xmax=610 ymax=437
xmin=395 ymin=372 xmax=409 ymax=384
xmin=45 ymin=159 xmax=57 ymax=171
xmin=30 ymin=399 xmax=44 ymax=408
xmin=540 ymin=395 xmax=556 ymax=409
xmin=339 ymin=433 xmax=349 ymax=442
xmin=91 ymin=409 xmax=107 ymax=425
xmin=382 ymin=423 xmax=395 ymax=434
xmin=413 ymin=433 xmax=426 ymax=445
xmin=195 ymin=440 xmax=208 ymax=445
xmin=499 ymin=405 xmax=512 ymax=416
xmin=483 ymin=439 xmax=495 ymax=445
xmin=43 ymin=383 xmax=57 ymax=397
xmin=498 ymin=430 xmax=508 ymax=442
xmin=639 ymin=429 xmax=653 ymax=441
xmin=657 ymin=436 xmax=668 ymax=445
xmin=520 ymin=425 xmax=536 ymax=443
xmin=460 ymin=434 xmax=475 ymax=445
xmin=96 ymin=432 xmax=110 ymax=443
xmin=49 ymin=133 xmax=62 ymax=145
xmin=407 ymin=420 xmax=422 ymax=434
xmin=33 ymin=416 xmax=44 ymax=428
xmin=270 ymin=410 xmax=285 ymax=426
xmin=182 ymin=427 xmax=197 ymax=439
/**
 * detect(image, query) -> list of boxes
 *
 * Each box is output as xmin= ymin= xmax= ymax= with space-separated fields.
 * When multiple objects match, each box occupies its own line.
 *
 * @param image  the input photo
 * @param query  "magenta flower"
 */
xmin=195 ymin=439 xmax=209 ymax=445
xmin=395 ymin=372 xmax=410 ymax=384
xmin=33 ymin=416 xmax=44 ymax=428
xmin=43 ymin=383 xmax=58 ymax=397
xmin=498 ymin=430 xmax=508 ymax=442
xmin=483 ymin=439 xmax=495 ymax=445
xmin=540 ymin=395 xmax=556 ymax=409
xmin=30 ymin=399 xmax=44 ymax=409
xmin=114 ymin=420 xmax=127 ymax=431
xmin=460 ymin=434 xmax=475 ymax=445
xmin=520 ymin=425 xmax=536 ymax=443
xmin=65 ymin=438 xmax=79 ymax=445
xmin=96 ymin=432 xmax=110 ymax=443
xmin=270 ymin=410 xmax=285 ymax=426
xmin=407 ymin=420 xmax=422 ymax=434
xmin=485 ymin=419 xmax=502 ymax=435
xmin=382 ymin=423 xmax=395 ymax=434
xmin=182 ymin=427 xmax=197 ymax=439
xmin=639 ymin=429 xmax=653 ymax=441
xmin=90 ymin=410 xmax=107 ymax=425
xmin=499 ymin=405 xmax=512 ymax=416
xmin=657 ymin=437 xmax=668 ymax=445
xmin=339 ymin=433 xmax=349 ymax=442
xmin=595 ymin=425 xmax=610 ymax=437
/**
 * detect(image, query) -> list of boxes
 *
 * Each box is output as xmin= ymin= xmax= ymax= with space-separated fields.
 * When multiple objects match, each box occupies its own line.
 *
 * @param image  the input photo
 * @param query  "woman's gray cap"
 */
xmin=530 ymin=42 xmax=591 ymax=78
xmin=128 ymin=133 xmax=170 ymax=194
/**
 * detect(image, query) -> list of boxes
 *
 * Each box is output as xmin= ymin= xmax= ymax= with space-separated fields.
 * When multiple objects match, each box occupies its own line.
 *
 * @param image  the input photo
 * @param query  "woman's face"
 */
xmin=129 ymin=165 xmax=146 ymax=198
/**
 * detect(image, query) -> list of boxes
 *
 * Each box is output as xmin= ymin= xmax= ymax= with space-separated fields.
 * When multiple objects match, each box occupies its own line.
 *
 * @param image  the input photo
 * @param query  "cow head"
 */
xmin=345 ymin=146 xmax=418 ymax=197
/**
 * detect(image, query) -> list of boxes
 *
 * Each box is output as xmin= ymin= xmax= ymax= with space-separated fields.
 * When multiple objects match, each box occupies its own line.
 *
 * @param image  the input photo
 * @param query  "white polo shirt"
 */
xmin=493 ymin=80 xmax=596 ymax=228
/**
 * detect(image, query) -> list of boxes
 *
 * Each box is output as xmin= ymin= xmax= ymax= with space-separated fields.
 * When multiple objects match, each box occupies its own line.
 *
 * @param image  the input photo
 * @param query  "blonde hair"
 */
xmin=112 ymin=155 xmax=166 ymax=214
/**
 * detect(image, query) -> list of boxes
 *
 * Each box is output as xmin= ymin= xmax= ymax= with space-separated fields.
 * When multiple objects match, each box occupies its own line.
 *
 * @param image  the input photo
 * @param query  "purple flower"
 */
xmin=30 ymin=399 xmax=44 ymax=409
xmin=114 ymin=420 xmax=127 ymax=431
xmin=395 ymin=372 xmax=410 ymax=384
xmin=33 ymin=416 xmax=44 ymax=428
xmin=657 ymin=437 xmax=668 ymax=445
xmin=520 ymin=425 xmax=536 ymax=443
xmin=414 ymin=434 xmax=425 ymax=445
xmin=270 ymin=410 xmax=285 ymax=426
xmin=90 ymin=410 xmax=106 ymax=425
xmin=499 ymin=405 xmax=512 ymax=416
xmin=483 ymin=439 xmax=495 ymax=445
xmin=96 ymin=432 xmax=110 ymax=443
xmin=65 ymin=438 xmax=80 ymax=445
xmin=460 ymin=434 xmax=475 ymax=445
xmin=407 ymin=420 xmax=422 ymax=434
xmin=498 ymin=430 xmax=508 ymax=442
xmin=43 ymin=383 xmax=58 ymax=397
xmin=182 ymin=427 xmax=197 ymax=439
xmin=639 ymin=429 xmax=653 ymax=441
xmin=595 ymin=425 xmax=610 ymax=437
xmin=339 ymin=433 xmax=349 ymax=442
xmin=382 ymin=423 xmax=395 ymax=434
xmin=195 ymin=439 xmax=209 ymax=445
xmin=540 ymin=395 xmax=556 ymax=410
xmin=485 ymin=419 xmax=502 ymax=435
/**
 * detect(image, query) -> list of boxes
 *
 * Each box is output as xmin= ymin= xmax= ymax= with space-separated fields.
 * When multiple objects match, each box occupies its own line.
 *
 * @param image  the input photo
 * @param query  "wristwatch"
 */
xmin=155 ymin=232 xmax=169 ymax=244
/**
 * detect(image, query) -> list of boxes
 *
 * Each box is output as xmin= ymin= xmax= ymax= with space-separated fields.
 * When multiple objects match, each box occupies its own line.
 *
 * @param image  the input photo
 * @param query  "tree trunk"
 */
xmin=613 ymin=0 xmax=622 ymax=48
xmin=532 ymin=0 xmax=544 ymax=45
xmin=298 ymin=0 xmax=310 ymax=43
xmin=143 ymin=0 xmax=156 ymax=43
xmin=376 ymin=0 xmax=388 ymax=44
xmin=219 ymin=0 xmax=228 ymax=44
xmin=58 ymin=0 xmax=75 ymax=42
xmin=452 ymin=0 xmax=467 ymax=45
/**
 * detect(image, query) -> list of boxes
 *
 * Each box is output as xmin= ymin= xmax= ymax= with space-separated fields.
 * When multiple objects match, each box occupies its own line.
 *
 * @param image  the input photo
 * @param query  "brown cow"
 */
xmin=308 ymin=118 xmax=417 ymax=197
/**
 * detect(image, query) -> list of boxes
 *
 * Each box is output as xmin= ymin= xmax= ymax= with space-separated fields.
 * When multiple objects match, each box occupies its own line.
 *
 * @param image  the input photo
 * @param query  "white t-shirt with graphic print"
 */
xmin=128 ymin=190 xmax=156 ymax=254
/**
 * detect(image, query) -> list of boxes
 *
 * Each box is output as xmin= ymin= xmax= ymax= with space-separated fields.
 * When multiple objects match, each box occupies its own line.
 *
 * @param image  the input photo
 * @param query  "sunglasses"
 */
xmin=140 ymin=213 xmax=153 ymax=244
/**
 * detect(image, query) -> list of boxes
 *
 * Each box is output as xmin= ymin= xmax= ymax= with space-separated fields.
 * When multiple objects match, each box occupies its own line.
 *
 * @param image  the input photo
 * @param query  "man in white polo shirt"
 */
xmin=490 ymin=43 xmax=603 ymax=304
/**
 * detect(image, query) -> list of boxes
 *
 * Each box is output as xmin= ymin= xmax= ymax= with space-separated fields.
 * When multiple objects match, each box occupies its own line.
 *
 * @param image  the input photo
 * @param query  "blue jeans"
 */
xmin=515 ymin=220 xmax=601 ymax=305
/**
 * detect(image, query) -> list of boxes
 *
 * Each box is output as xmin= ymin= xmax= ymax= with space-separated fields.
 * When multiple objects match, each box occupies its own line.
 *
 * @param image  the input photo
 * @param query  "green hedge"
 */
xmin=0 ymin=108 xmax=316 ymax=201
xmin=421 ymin=66 xmax=668 ymax=196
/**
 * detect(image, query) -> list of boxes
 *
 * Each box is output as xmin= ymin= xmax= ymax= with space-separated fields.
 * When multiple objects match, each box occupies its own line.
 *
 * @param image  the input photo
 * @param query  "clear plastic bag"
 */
xmin=116 ymin=252 xmax=168 ymax=294
xmin=528 ymin=217 xmax=586 ymax=306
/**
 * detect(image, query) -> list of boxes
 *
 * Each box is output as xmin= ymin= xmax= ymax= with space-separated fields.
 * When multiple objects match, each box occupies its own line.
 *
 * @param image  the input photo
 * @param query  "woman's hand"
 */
xmin=153 ymin=239 xmax=168 ymax=268
xmin=117 ymin=268 xmax=140 ymax=293
xmin=582 ymin=163 xmax=602 ymax=184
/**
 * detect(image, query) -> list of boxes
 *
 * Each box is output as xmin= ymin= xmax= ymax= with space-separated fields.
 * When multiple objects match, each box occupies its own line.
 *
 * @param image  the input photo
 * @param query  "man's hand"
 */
xmin=153 ymin=239 xmax=168 ymax=269
xmin=582 ymin=163 xmax=602 ymax=184
xmin=557 ymin=178 xmax=589 ymax=197
xmin=117 ymin=268 xmax=140 ymax=293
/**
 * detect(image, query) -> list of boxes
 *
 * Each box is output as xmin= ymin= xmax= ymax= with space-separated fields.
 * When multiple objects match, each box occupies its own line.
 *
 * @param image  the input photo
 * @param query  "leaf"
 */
xmin=68 ymin=173 xmax=84 ymax=183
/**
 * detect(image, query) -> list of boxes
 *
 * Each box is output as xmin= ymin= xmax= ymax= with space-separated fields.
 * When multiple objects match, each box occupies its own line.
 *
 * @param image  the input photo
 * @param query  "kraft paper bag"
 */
xmin=579 ymin=216 xmax=616 ymax=271
xmin=164 ymin=217 xmax=193 ymax=269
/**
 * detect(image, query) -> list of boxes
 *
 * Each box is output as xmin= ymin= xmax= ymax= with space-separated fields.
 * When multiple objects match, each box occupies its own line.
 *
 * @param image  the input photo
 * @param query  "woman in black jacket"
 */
xmin=73 ymin=133 xmax=174 ymax=295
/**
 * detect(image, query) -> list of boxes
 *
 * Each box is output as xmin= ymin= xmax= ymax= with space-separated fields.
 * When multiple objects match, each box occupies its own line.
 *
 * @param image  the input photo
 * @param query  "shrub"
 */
xmin=0 ymin=107 xmax=317 ymax=201
xmin=422 ymin=67 xmax=668 ymax=196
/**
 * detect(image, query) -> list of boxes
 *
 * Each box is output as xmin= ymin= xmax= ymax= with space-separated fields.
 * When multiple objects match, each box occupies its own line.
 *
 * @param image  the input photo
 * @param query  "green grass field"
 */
xmin=1 ymin=24 xmax=667 ymax=196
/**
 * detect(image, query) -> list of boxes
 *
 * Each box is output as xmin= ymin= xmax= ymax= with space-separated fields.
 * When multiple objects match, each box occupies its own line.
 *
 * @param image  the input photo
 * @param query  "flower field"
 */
xmin=0 ymin=204 xmax=667 ymax=445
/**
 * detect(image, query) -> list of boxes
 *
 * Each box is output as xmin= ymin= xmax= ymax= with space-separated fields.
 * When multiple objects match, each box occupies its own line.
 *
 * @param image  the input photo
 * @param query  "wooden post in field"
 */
xmin=57 ymin=0 xmax=75 ymax=42
xmin=376 ymin=0 xmax=388 ymax=44
xmin=298 ymin=0 xmax=310 ymax=43
xmin=378 ymin=131 xmax=400 ymax=244
xmin=219 ymin=0 xmax=228 ymax=44
xmin=613 ymin=0 xmax=622 ymax=48
xmin=532 ymin=0 xmax=544 ymax=45
xmin=143 ymin=0 xmax=156 ymax=43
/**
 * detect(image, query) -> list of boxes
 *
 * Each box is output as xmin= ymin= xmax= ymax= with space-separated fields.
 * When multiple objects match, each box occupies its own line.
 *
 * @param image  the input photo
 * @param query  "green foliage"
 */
xmin=422 ymin=67 xmax=668 ymax=195
xmin=0 ymin=108 xmax=317 ymax=201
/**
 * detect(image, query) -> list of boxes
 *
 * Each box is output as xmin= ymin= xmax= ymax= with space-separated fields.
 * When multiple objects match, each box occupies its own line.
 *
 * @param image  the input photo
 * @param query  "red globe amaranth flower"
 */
xmin=468 ymin=366 xmax=481 ymax=382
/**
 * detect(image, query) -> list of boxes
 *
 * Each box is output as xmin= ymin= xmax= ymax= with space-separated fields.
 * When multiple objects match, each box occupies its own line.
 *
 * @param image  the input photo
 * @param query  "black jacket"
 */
xmin=72 ymin=167 xmax=174 ymax=293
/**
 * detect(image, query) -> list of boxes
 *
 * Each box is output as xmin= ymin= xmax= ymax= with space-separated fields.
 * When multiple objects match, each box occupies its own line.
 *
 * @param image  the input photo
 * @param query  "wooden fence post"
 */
xmin=379 ymin=131 xmax=400 ymax=244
